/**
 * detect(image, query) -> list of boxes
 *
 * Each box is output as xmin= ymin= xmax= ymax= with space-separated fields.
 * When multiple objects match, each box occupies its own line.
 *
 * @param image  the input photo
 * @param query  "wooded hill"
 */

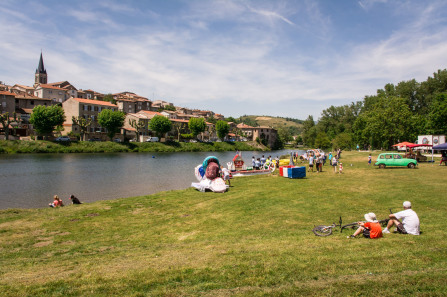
xmin=238 ymin=115 xmax=303 ymax=137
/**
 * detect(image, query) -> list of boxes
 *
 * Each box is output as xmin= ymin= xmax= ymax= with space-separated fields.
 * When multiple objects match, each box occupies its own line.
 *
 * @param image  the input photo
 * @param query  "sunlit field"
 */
xmin=1 ymin=151 xmax=446 ymax=296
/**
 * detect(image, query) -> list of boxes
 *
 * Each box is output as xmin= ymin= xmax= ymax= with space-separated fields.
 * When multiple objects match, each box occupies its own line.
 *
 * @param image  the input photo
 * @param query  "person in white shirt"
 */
xmin=383 ymin=201 xmax=420 ymax=235
xmin=221 ymin=166 xmax=231 ymax=186
xmin=308 ymin=155 xmax=314 ymax=172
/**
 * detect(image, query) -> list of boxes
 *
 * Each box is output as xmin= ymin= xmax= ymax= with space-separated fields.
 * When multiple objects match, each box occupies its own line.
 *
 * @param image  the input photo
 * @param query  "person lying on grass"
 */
xmin=383 ymin=201 xmax=420 ymax=235
xmin=347 ymin=212 xmax=383 ymax=239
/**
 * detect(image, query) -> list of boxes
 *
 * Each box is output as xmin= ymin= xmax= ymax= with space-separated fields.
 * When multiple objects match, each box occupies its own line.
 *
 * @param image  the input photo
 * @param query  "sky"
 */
xmin=1 ymin=0 xmax=447 ymax=120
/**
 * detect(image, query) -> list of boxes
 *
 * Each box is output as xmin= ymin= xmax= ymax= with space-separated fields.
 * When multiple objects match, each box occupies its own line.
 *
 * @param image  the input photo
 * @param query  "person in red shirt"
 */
xmin=348 ymin=212 xmax=383 ymax=239
xmin=49 ymin=195 xmax=64 ymax=208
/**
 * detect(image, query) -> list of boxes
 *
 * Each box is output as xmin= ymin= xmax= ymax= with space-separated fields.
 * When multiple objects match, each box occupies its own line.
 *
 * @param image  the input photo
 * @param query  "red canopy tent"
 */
xmin=392 ymin=142 xmax=414 ymax=147
xmin=407 ymin=144 xmax=432 ymax=148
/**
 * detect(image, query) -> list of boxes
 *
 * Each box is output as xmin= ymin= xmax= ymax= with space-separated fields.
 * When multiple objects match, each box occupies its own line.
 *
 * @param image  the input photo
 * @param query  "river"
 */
xmin=0 ymin=150 xmax=302 ymax=209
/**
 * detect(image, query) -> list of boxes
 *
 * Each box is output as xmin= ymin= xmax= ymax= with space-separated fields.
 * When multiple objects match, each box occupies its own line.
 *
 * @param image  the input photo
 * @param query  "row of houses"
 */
xmin=0 ymin=53 xmax=278 ymax=146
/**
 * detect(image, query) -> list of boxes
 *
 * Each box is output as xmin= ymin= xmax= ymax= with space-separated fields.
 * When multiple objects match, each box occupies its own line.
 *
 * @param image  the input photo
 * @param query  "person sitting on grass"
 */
xmin=348 ymin=213 xmax=383 ymax=239
xmin=383 ymin=201 xmax=420 ymax=235
xmin=49 ymin=195 xmax=64 ymax=208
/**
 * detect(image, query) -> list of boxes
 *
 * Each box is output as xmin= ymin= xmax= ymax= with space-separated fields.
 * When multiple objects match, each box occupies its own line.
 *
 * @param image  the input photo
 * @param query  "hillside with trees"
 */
xmin=302 ymin=69 xmax=447 ymax=150
xmin=227 ymin=115 xmax=303 ymax=144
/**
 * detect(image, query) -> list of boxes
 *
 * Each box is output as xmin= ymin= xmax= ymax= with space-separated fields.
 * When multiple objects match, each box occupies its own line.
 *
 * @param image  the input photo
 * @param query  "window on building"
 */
xmin=30 ymin=100 xmax=34 ymax=105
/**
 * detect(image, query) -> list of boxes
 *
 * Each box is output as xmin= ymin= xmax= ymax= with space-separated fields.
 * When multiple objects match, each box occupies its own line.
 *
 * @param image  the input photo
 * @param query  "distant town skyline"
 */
xmin=1 ymin=0 xmax=447 ymax=120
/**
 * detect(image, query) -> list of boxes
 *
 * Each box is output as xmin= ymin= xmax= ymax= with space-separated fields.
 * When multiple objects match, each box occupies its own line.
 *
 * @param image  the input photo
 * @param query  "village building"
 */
xmin=62 ymin=97 xmax=118 ymax=140
xmin=0 ymin=81 xmax=10 ymax=91
xmin=152 ymin=100 xmax=174 ymax=111
xmin=0 ymin=91 xmax=16 ymax=115
xmin=160 ymin=110 xmax=177 ymax=119
xmin=34 ymin=84 xmax=67 ymax=103
xmin=123 ymin=110 xmax=162 ymax=141
xmin=114 ymin=92 xmax=152 ymax=113
xmin=11 ymin=84 xmax=34 ymax=95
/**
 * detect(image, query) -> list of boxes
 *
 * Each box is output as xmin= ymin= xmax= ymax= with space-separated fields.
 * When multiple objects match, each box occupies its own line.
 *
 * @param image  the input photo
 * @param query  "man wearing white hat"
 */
xmin=383 ymin=201 xmax=420 ymax=235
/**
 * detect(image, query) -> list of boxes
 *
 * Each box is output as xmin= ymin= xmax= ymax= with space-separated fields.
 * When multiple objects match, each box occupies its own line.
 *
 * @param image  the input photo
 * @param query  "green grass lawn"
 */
xmin=1 ymin=151 xmax=446 ymax=296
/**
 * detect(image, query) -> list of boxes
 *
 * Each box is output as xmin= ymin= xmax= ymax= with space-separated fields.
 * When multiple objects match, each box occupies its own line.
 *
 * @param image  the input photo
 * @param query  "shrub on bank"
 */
xmin=0 ymin=140 xmax=267 ymax=154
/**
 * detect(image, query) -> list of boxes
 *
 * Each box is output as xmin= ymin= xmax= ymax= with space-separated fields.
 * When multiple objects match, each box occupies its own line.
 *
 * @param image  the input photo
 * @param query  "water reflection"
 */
xmin=0 ymin=150 xmax=302 ymax=209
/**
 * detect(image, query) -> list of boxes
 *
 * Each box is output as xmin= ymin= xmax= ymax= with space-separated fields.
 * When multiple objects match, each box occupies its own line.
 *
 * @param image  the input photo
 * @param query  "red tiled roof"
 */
xmin=237 ymin=123 xmax=254 ymax=129
xmin=139 ymin=110 xmax=162 ymax=116
xmin=0 ymin=91 xmax=15 ymax=96
xmin=71 ymin=98 xmax=117 ymax=107
xmin=36 ymin=84 xmax=66 ymax=91
xmin=170 ymin=119 xmax=189 ymax=123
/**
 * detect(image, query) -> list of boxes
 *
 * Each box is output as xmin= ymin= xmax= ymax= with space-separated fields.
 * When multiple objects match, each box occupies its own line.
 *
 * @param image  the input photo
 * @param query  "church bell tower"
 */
xmin=34 ymin=52 xmax=47 ymax=87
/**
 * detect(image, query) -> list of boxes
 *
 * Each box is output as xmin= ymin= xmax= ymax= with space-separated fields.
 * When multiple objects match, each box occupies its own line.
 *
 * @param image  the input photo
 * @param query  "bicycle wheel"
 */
xmin=313 ymin=225 xmax=333 ymax=237
xmin=340 ymin=222 xmax=359 ymax=233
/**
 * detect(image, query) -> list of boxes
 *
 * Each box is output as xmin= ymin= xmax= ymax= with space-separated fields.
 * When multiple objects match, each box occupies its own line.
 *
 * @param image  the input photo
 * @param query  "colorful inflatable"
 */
xmin=191 ymin=156 xmax=228 ymax=193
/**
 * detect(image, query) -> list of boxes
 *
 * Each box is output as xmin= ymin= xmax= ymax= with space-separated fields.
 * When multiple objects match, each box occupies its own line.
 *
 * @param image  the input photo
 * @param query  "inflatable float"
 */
xmin=191 ymin=156 xmax=228 ymax=193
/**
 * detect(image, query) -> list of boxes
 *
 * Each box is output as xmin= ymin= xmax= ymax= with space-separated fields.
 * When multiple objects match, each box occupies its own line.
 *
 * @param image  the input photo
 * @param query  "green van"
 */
xmin=375 ymin=153 xmax=418 ymax=169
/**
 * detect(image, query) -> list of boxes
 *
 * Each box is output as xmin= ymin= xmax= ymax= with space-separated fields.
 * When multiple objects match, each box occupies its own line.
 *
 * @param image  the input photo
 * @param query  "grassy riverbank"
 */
xmin=0 ymin=140 xmax=267 ymax=154
xmin=1 ymin=151 xmax=446 ymax=296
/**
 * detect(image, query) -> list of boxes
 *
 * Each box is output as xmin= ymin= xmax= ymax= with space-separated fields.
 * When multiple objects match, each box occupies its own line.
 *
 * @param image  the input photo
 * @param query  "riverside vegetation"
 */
xmin=0 ymin=140 xmax=267 ymax=154
xmin=1 ymin=151 xmax=446 ymax=296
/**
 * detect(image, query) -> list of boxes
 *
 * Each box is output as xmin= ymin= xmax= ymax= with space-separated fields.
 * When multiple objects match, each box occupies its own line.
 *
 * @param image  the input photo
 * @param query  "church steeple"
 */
xmin=34 ymin=52 xmax=47 ymax=87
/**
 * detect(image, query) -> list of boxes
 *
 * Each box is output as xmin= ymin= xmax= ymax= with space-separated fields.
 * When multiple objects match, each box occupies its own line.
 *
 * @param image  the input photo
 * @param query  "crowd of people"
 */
xmin=302 ymin=149 xmax=343 ymax=174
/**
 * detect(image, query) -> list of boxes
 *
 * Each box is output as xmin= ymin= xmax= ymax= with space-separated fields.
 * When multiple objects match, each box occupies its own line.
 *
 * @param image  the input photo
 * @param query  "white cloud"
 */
xmin=2 ymin=0 xmax=447 ymax=120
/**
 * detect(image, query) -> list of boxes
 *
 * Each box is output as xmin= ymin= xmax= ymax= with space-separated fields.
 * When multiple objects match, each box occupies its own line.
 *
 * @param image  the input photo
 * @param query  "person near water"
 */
xmin=221 ymin=166 xmax=231 ymax=186
xmin=49 ymin=195 xmax=64 ymax=207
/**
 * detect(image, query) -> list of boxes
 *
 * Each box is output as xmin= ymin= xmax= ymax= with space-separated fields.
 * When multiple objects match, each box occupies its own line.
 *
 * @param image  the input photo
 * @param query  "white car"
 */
xmin=146 ymin=137 xmax=159 ymax=142
xmin=55 ymin=136 xmax=71 ymax=142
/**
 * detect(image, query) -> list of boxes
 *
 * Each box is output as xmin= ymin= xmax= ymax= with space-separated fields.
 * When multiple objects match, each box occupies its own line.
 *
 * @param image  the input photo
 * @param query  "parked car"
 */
xmin=55 ymin=136 xmax=71 ymax=142
xmin=146 ymin=137 xmax=159 ymax=142
xmin=88 ymin=137 xmax=101 ymax=142
xmin=113 ymin=138 xmax=122 ymax=143
xmin=375 ymin=153 xmax=418 ymax=169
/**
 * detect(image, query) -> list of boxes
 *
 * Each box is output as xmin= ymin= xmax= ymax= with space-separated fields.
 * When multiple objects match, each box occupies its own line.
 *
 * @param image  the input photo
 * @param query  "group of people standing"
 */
xmin=307 ymin=149 xmax=343 ymax=174
xmin=251 ymin=155 xmax=278 ymax=170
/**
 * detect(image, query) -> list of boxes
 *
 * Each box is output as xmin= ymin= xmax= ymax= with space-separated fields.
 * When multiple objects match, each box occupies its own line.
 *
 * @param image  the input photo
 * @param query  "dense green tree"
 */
xmin=426 ymin=93 xmax=447 ymax=134
xmin=331 ymin=132 xmax=354 ymax=150
xmin=302 ymin=115 xmax=316 ymax=146
xmin=98 ymin=109 xmax=125 ymax=140
xmin=72 ymin=116 xmax=92 ymax=141
xmin=188 ymin=117 xmax=206 ymax=138
xmin=102 ymin=94 xmax=116 ymax=104
xmin=314 ymin=131 xmax=331 ymax=149
xmin=216 ymin=120 xmax=230 ymax=140
xmin=225 ymin=116 xmax=237 ymax=123
xmin=356 ymin=97 xmax=416 ymax=149
xmin=0 ymin=112 xmax=18 ymax=140
xmin=277 ymin=127 xmax=291 ymax=143
xmin=149 ymin=115 xmax=172 ymax=139
xmin=30 ymin=105 xmax=66 ymax=137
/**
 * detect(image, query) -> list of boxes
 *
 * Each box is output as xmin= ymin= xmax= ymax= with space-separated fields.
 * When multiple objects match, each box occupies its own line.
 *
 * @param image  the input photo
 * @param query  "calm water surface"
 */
xmin=0 ymin=150 xmax=299 ymax=209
